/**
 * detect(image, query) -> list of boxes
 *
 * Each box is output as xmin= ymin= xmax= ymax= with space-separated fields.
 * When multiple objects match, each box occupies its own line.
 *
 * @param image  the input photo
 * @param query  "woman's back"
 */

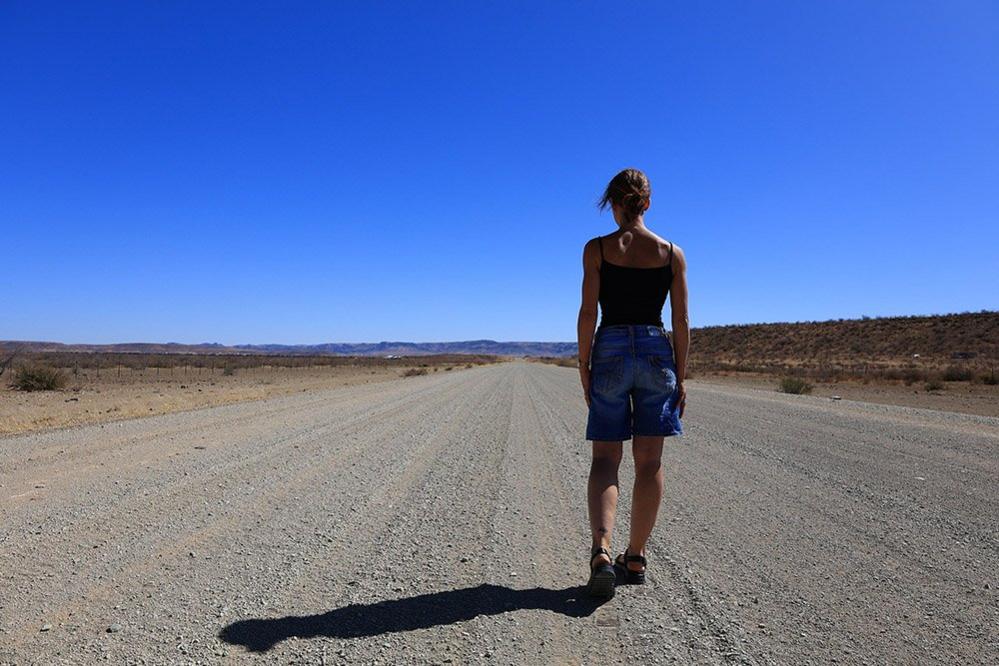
xmin=596 ymin=231 xmax=674 ymax=328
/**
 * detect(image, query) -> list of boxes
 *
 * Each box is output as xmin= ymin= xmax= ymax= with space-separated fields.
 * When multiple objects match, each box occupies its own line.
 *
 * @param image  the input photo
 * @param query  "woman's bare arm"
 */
xmin=669 ymin=245 xmax=689 ymax=415
xmin=576 ymin=238 xmax=601 ymax=405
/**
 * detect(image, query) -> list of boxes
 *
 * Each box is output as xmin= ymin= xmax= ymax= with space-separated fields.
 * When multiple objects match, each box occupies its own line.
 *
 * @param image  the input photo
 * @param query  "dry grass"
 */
xmin=532 ymin=355 xmax=578 ymax=368
xmin=0 ymin=353 xmax=499 ymax=436
xmin=9 ymin=350 xmax=500 ymax=373
xmin=942 ymin=365 xmax=973 ymax=382
xmin=10 ymin=365 xmax=67 ymax=391
xmin=690 ymin=311 xmax=997 ymax=383
xmin=778 ymin=377 xmax=812 ymax=394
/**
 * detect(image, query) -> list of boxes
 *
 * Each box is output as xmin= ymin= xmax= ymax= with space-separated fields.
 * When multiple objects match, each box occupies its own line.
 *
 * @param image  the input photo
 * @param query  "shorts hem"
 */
xmin=633 ymin=429 xmax=683 ymax=437
xmin=586 ymin=432 xmax=633 ymax=442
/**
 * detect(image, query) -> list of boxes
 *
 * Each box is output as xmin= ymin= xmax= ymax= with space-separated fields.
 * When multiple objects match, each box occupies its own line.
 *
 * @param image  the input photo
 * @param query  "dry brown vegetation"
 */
xmin=531 ymin=356 xmax=578 ymax=368
xmin=0 ymin=352 xmax=499 ymax=435
xmin=778 ymin=376 xmax=813 ymax=394
xmin=689 ymin=310 xmax=998 ymax=384
xmin=9 ymin=364 xmax=68 ymax=391
xmin=0 ymin=351 xmax=499 ymax=392
xmin=2 ymin=350 xmax=498 ymax=376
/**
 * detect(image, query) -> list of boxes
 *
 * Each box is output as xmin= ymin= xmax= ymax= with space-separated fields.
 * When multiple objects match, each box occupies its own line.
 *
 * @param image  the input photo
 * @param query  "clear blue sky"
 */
xmin=3 ymin=2 xmax=997 ymax=344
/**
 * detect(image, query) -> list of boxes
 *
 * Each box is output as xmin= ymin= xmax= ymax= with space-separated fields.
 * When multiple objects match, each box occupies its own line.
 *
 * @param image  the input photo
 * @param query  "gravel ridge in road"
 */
xmin=1 ymin=362 xmax=996 ymax=664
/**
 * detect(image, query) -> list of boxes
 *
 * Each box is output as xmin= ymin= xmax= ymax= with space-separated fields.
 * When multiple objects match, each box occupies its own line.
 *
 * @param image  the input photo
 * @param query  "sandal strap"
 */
xmin=622 ymin=546 xmax=647 ymax=566
xmin=590 ymin=546 xmax=610 ymax=563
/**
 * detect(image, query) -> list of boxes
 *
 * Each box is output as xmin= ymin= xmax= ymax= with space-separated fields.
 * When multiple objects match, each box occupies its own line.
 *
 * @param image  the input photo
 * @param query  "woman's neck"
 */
xmin=617 ymin=216 xmax=646 ymax=232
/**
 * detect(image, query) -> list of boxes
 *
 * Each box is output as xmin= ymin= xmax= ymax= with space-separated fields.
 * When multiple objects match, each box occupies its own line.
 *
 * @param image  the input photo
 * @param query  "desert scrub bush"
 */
xmin=942 ymin=365 xmax=973 ymax=381
xmin=778 ymin=376 xmax=812 ymax=394
xmin=222 ymin=365 xmax=235 ymax=376
xmin=10 ymin=364 xmax=67 ymax=391
xmin=402 ymin=368 xmax=428 ymax=377
xmin=982 ymin=370 xmax=998 ymax=385
xmin=924 ymin=380 xmax=945 ymax=392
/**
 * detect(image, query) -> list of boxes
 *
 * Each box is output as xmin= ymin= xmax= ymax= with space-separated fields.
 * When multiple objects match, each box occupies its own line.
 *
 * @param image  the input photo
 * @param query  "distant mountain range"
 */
xmin=4 ymin=311 xmax=995 ymax=361
xmin=0 ymin=339 xmax=577 ymax=357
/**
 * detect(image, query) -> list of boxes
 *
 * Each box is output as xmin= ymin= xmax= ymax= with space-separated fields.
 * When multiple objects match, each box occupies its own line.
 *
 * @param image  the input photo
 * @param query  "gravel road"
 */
xmin=1 ymin=362 xmax=996 ymax=664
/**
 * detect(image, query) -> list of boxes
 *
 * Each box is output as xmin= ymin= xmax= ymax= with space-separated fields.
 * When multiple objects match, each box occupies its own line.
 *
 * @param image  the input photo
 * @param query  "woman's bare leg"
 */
xmin=587 ymin=440 xmax=623 ymax=566
xmin=627 ymin=435 xmax=665 ymax=571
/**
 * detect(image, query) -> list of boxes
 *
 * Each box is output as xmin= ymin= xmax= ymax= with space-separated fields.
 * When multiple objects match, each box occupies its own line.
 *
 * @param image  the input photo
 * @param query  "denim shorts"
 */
xmin=585 ymin=324 xmax=683 ymax=441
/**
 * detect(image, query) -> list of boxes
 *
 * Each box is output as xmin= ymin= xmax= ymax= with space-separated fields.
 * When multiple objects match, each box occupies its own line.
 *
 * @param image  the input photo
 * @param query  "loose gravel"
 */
xmin=1 ymin=362 xmax=996 ymax=664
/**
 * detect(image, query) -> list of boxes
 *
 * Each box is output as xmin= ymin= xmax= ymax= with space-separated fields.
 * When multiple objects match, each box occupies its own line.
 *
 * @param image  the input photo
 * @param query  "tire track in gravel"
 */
xmin=662 ymin=378 xmax=996 ymax=665
xmin=2 ymin=367 xmax=470 ymax=490
xmin=475 ymin=365 xmax=622 ymax=666
xmin=1 ymin=384 xmax=400 ymax=495
xmin=213 ymin=364 xmax=516 ymax=664
xmin=659 ymin=388 xmax=997 ymax=665
xmin=507 ymin=372 xmax=625 ymax=664
xmin=5 ymin=373 xmax=468 ymax=567
xmin=0 ymin=368 xmax=495 ymax=658
xmin=215 ymin=363 xmax=606 ymax=665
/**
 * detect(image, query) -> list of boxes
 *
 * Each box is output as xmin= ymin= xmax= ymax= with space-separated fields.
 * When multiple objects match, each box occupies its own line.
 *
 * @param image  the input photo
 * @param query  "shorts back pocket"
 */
xmin=648 ymin=355 xmax=678 ymax=394
xmin=591 ymin=356 xmax=624 ymax=395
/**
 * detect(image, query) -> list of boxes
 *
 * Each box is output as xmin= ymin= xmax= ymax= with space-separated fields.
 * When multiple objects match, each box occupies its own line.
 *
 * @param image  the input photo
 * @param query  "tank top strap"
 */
xmin=668 ymin=241 xmax=674 ymax=267
xmin=595 ymin=236 xmax=604 ymax=262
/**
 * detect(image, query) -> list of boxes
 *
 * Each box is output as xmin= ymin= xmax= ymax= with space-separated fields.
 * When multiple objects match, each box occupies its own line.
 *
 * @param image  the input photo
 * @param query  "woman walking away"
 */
xmin=577 ymin=168 xmax=689 ymax=599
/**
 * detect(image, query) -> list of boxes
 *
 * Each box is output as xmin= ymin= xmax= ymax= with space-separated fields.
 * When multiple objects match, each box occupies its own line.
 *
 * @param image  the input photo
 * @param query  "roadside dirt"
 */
xmin=0 ymin=362 xmax=478 ymax=436
xmin=695 ymin=371 xmax=999 ymax=418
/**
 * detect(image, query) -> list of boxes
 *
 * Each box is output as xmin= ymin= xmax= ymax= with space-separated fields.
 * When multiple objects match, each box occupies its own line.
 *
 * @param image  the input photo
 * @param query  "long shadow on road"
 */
xmin=219 ymin=583 xmax=603 ymax=652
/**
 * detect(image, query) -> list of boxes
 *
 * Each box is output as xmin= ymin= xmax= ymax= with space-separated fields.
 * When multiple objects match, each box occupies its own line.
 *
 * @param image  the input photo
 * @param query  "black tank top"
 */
xmin=595 ymin=235 xmax=674 ymax=328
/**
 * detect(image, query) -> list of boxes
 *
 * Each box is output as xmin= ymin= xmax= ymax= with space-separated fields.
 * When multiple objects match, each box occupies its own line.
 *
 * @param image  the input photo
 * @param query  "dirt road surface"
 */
xmin=2 ymin=362 xmax=996 ymax=664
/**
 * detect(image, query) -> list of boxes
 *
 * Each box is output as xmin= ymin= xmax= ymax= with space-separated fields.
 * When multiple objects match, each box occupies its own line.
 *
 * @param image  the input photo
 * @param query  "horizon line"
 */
xmin=4 ymin=309 xmax=995 ymax=348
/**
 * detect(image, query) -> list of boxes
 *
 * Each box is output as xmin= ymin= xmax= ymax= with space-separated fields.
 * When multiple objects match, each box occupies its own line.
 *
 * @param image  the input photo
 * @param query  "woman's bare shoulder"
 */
xmin=647 ymin=231 xmax=685 ymax=268
xmin=582 ymin=236 xmax=603 ymax=267
xmin=641 ymin=230 xmax=679 ymax=262
xmin=583 ymin=235 xmax=603 ymax=254
xmin=670 ymin=242 xmax=687 ymax=270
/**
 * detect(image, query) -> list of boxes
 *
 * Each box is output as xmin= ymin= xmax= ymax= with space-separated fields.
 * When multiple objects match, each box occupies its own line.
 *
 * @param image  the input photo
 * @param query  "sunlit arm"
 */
xmin=577 ymin=239 xmax=601 ymax=366
xmin=669 ymin=246 xmax=690 ymax=383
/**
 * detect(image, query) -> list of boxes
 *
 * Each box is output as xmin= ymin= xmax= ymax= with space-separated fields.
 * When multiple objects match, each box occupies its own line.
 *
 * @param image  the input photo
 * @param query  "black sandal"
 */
xmin=614 ymin=546 xmax=647 ymax=584
xmin=586 ymin=546 xmax=616 ymax=599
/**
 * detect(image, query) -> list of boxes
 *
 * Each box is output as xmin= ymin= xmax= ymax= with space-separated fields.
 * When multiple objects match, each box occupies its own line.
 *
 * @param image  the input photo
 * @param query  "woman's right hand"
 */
xmin=579 ymin=365 xmax=591 ymax=407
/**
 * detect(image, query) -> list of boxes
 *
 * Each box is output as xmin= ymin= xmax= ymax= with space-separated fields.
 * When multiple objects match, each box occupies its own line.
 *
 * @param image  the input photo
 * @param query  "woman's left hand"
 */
xmin=579 ymin=366 xmax=591 ymax=407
